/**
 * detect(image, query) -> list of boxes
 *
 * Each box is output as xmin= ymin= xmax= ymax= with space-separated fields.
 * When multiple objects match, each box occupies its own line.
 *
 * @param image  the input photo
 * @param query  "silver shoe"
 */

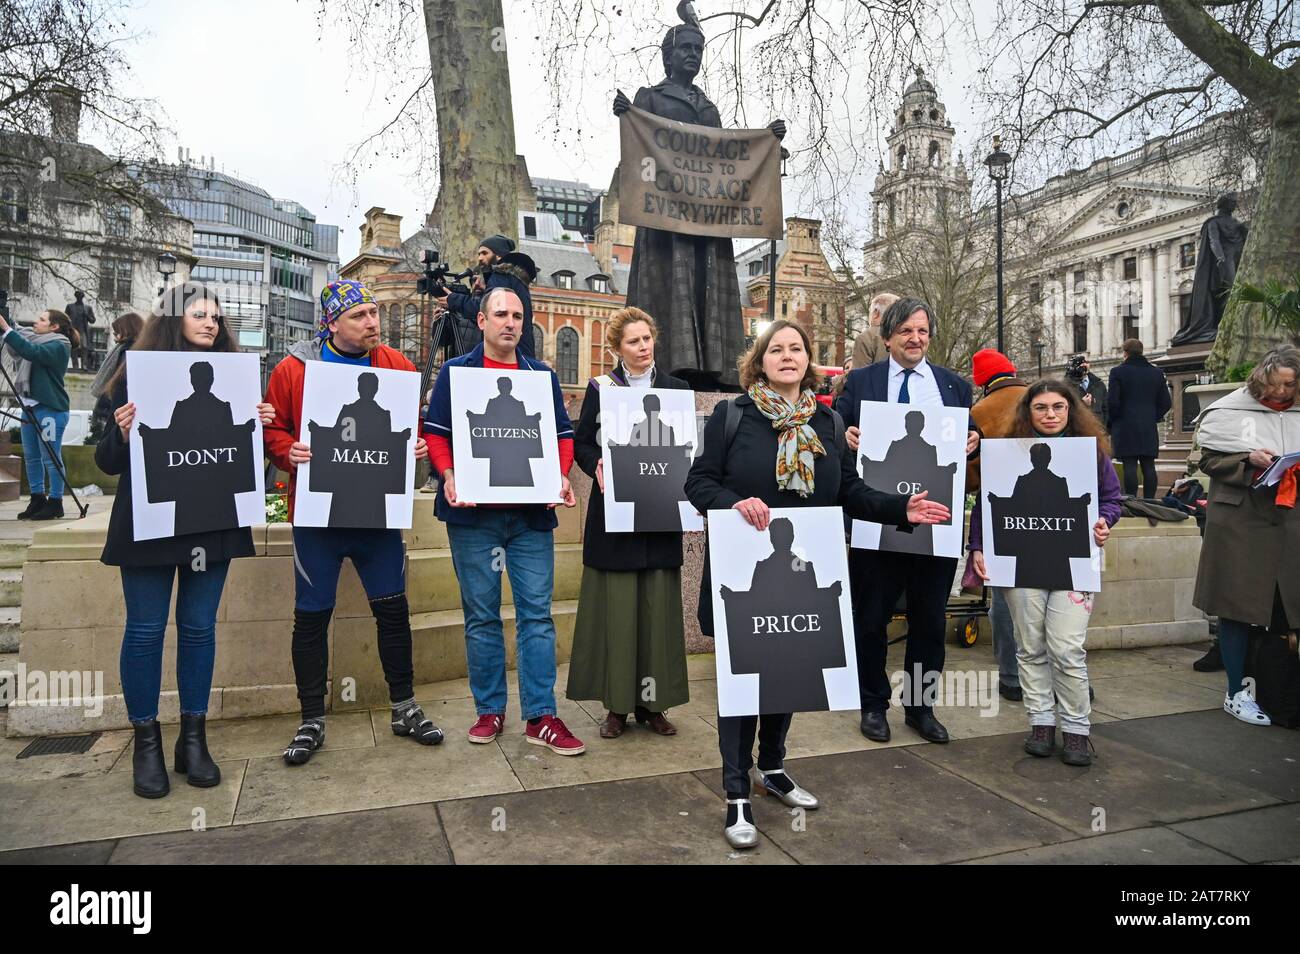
xmin=724 ymin=798 xmax=758 ymax=849
xmin=750 ymin=766 xmax=820 ymax=810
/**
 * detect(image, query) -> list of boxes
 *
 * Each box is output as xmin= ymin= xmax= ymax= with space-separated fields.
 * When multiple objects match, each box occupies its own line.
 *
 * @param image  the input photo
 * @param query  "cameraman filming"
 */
xmin=433 ymin=233 xmax=537 ymax=360
xmin=1066 ymin=353 xmax=1108 ymax=427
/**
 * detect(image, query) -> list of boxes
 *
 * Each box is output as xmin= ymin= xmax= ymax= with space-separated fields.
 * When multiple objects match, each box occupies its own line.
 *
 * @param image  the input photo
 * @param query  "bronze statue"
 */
xmin=1170 ymin=192 xmax=1248 ymax=346
xmin=613 ymin=2 xmax=785 ymax=390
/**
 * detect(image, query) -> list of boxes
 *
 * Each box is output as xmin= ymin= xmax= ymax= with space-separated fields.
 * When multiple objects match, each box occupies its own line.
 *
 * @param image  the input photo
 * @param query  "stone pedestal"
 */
xmin=1152 ymin=342 xmax=1215 ymax=488
xmin=0 ymin=434 xmax=19 ymax=502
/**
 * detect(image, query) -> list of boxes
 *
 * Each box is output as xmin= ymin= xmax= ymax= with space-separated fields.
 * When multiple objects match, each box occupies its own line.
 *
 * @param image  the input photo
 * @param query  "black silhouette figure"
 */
xmin=720 ymin=518 xmax=848 ymax=715
xmin=860 ymin=410 xmax=956 ymax=554
xmin=307 ymin=371 xmax=410 ymax=528
xmin=608 ymin=393 xmax=695 ymax=532
xmin=138 ymin=361 xmax=257 ymax=536
xmin=467 ymin=376 xmax=544 ymax=486
xmin=989 ymin=442 xmax=1092 ymax=589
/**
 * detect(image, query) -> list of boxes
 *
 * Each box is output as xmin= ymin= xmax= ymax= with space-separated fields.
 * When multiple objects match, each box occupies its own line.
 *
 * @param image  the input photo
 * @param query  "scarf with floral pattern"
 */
xmin=747 ymin=381 xmax=825 ymax=498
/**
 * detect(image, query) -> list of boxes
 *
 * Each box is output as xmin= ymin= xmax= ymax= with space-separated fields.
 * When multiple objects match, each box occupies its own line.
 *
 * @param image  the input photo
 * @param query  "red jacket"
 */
xmin=263 ymin=339 xmax=417 ymax=518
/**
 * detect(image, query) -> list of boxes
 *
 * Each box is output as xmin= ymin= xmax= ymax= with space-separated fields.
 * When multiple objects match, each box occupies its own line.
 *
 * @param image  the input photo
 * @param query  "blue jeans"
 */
xmin=20 ymin=404 xmax=69 ymax=497
xmin=990 ymin=587 xmax=1020 ymax=688
xmin=447 ymin=510 xmax=557 ymax=721
xmin=119 ymin=561 xmax=230 ymax=722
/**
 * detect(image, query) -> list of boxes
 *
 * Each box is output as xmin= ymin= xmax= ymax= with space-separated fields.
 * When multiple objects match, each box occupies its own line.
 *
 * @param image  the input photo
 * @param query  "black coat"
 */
xmin=1070 ymin=371 xmax=1109 ymax=426
xmin=446 ymin=265 xmax=536 ymax=360
xmin=685 ymin=394 xmax=912 ymax=635
xmin=1107 ymin=355 xmax=1172 ymax=458
xmin=95 ymin=381 xmax=256 ymax=568
xmin=575 ymin=365 xmax=690 ymax=571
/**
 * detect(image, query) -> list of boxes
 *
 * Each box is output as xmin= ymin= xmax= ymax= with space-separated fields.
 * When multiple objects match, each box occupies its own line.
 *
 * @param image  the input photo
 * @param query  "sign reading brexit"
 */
xmin=618 ymin=105 xmax=783 ymax=240
xmin=126 ymin=351 xmax=265 ymax=542
xmin=450 ymin=366 xmax=562 ymax=505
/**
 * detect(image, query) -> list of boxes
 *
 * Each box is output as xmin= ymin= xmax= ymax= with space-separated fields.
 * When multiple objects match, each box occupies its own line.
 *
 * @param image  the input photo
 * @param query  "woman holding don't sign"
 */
xmin=96 ymin=283 xmax=275 ymax=800
xmin=567 ymin=307 xmax=692 ymax=739
xmin=685 ymin=319 xmax=949 ymax=849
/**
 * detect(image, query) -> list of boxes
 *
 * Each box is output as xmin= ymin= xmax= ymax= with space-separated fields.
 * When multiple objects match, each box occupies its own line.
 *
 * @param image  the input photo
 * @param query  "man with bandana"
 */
xmin=263 ymin=280 xmax=444 ymax=765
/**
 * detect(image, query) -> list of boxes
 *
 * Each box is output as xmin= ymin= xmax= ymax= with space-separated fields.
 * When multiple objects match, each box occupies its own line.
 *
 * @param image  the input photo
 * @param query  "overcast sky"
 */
xmin=104 ymin=1 xmax=995 ymax=264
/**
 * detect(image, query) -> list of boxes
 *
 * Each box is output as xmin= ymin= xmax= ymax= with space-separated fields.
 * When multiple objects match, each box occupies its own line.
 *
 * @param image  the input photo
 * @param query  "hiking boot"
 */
xmin=16 ymin=493 xmax=46 ymax=520
xmin=1024 ymin=724 xmax=1055 ymax=757
xmin=1060 ymin=731 xmax=1092 ymax=766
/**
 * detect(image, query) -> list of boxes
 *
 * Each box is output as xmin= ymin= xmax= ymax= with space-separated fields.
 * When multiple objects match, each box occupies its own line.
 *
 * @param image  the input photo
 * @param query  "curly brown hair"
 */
xmin=736 ymin=319 xmax=823 ymax=392
xmin=604 ymin=306 xmax=658 ymax=353
xmin=1010 ymin=378 xmax=1111 ymax=455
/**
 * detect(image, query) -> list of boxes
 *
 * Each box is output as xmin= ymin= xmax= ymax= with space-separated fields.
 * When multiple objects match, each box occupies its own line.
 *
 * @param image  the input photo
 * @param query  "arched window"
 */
xmin=0 ymin=183 xmax=28 ymax=225
xmin=928 ymin=141 xmax=940 ymax=167
xmin=556 ymin=326 xmax=579 ymax=385
xmin=533 ymin=323 xmax=546 ymax=363
xmin=404 ymin=303 xmax=419 ymax=360
xmin=897 ymin=146 xmax=908 ymax=171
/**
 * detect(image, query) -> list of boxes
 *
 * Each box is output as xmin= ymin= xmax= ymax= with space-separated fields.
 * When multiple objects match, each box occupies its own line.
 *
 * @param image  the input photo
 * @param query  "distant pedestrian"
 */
xmin=850 ymin=292 xmax=898 ymax=369
xmin=1107 ymin=339 xmax=1171 ymax=498
xmin=1065 ymin=353 xmax=1108 ymax=426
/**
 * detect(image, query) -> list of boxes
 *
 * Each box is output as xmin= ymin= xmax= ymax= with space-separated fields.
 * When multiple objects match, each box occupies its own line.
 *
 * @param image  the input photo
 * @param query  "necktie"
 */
xmin=899 ymin=367 xmax=915 ymax=404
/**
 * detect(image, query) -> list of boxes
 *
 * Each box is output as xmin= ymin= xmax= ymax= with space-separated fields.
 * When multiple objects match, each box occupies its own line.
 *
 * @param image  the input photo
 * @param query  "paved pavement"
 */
xmin=2 ymin=639 xmax=1296 ymax=864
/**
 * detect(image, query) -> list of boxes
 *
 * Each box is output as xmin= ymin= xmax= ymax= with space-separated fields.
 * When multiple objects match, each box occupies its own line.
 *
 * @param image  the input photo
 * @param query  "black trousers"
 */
xmin=1121 ymin=456 xmax=1158 ymax=498
xmin=850 ymin=549 xmax=959 ymax=715
xmin=717 ymin=712 xmax=793 ymax=798
xmin=291 ymin=595 xmax=416 ymax=719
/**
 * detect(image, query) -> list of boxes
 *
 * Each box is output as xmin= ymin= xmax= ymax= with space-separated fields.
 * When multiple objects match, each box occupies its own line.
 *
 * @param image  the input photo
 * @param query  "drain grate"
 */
xmin=16 ymin=733 xmax=100 ymax=759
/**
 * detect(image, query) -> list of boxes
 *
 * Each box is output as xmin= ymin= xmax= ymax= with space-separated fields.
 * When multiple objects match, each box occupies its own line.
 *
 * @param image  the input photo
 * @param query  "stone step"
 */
xmin=0 ymin=568 xmax=21 ymax=608
xmin=406 ymin=542 xmax=584 ymax=615
xmin=0 ymin=651 xmax=15 ymax=708
xmin=0 ymin=539 xmax=28 ymax=569
xmin=0 ymin=606 xmax=18 ymax=652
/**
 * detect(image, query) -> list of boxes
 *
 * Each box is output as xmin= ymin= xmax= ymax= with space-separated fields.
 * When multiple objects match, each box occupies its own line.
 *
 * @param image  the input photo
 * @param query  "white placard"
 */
xmin=851 ymin=401 xmax=967 ymax=557
xmin=450 ymin=366 xmax=562 ymax=504
xmin=126 ymin=351 xmax=265 ymax=542
xmin=599 ymin=386 xmax=703 ymax=533
xmin=295 ymin=361 xmax=420 ymax=529
xmin=708 ymin=507 xmax=859 ymax=717
xmin=980 ymin=437 xmax=1102 ymax=591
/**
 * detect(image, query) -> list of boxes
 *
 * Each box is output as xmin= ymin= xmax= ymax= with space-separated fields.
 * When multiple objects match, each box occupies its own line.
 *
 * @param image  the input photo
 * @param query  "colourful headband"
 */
xmin=319 ymin=280 xmax=375 ymax=330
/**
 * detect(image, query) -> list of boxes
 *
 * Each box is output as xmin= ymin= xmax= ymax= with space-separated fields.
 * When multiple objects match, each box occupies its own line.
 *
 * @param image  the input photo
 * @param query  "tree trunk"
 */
xmin=1208 ymin=114 xmax=1300 ymax=375
xmin=423 ymin=0 xmax=519 ymax=269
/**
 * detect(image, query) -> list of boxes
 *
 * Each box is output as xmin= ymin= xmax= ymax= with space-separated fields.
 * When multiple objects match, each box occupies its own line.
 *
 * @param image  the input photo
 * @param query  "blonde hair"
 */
xmin=605 ymin=306 xmax=659 ymax=354
xmin=737 ymin=319 xmax=823 ymax=392
xmin=869 ymin=292 xmax=899 ymax=323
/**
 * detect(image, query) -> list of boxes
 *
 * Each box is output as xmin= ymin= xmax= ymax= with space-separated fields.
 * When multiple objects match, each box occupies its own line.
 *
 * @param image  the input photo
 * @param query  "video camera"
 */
xmin=417 ymin=248 xmax=474 ymax=300
xmin=1065 ymin=354 xmax=1088 ymax=382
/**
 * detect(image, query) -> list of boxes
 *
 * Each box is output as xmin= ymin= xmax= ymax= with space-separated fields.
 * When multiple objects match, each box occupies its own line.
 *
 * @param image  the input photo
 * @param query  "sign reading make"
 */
xmin=980 ymin=437 xmax=1101 ymax=591
xmin=599 ymin=385 xmax=701 ymax=533
xmin=127 ymin=351 xmax=264 ymax=542
xmin=708 ymin=507 xmax=859 ymax=717
xmin=618 ymin=105 xmax=783 ymax=240
xmin=295 ymin=361 xmax=420 ymax=529
xmin=450 ymin=366 xmax=562 ymax=504
xmin=852 ymin=401 xmax=967 ymax=557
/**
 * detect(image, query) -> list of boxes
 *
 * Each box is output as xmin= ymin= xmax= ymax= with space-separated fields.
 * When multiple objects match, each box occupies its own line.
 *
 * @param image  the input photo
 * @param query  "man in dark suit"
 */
xmin=1107 ymin=338 xmax=1172 ymax=498
xmin=834 ymin=297 xmax=978 ymax=744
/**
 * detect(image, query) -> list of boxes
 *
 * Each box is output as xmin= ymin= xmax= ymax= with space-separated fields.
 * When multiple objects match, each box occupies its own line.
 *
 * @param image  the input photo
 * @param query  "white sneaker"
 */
xmin=1224 ymin=690 xmax=1271 ymax=726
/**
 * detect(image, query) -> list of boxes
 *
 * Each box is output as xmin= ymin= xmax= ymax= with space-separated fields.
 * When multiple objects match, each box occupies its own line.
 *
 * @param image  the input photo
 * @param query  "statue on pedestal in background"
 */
xmin=1171 ymin=192 xmax=1249 ymax=347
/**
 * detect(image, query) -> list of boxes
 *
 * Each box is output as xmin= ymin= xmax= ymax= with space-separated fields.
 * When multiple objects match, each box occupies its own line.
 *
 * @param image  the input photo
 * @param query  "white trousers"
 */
xmin=1003 ymin=588 xmax=1094 ymax=736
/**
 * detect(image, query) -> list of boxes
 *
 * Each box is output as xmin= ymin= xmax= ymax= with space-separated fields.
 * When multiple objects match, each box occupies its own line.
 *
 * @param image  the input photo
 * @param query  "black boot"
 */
xmin=16 ymin=493 xmax=46 ymax=520
xmin=132 ymin=720 xmax=170 ymax=799
xmin=1193 ymin=641 xmax=1224 ymax=672
xmin=30 ymin=496 xmax=64 ymax=520
xmin=174 ymin=713 xmax=220 ymax=787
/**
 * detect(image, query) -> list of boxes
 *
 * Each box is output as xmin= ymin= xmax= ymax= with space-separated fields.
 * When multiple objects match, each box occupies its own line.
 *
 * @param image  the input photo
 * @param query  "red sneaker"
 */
xmin=468 ymin=714 xmax=504 ymax=744
xmin=525 ymin=715 xmax=586 ymax=756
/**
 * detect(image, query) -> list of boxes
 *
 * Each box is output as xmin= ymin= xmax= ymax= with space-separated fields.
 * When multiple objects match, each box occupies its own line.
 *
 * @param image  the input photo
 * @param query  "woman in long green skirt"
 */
xmin=566 ymin=308 xmax=691 ymax=737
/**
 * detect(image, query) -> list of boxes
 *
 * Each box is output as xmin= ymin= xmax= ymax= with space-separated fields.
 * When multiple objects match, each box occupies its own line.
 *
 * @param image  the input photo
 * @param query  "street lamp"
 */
xmin=156 ymin=251 xmax=177 ymax=297
xmin=984 ymin=135 xmax=1012 ymax=354
xmin=1032 ymin=335 xmax=1045 ymax=379
xmin=767 ymin=147 xmax=791 ymax=326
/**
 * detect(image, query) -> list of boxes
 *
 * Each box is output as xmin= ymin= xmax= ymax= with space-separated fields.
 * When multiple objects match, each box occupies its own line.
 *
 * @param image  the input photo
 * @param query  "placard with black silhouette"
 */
xmin=449 ymin=366 xmax=563 ymax=504
xmin=599 ymin=386 xmax=702 ymax=533
xmin=980 ymin=437 xmax=1101 ymax=591
xmin=295 ymin=362 xmax=420 ymax=529
xmin=851 ymin=401 xmax=967 ymax=557
xmin=708 ymin=507 xmax=859 ymax=717
xmin=126 ymin=351 xmax=265 ymax=541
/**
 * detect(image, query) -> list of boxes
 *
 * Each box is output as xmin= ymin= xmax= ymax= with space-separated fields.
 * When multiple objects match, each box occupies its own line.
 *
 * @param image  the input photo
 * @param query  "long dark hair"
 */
xmin=44 ymin=309 xmax=81 ymax=350
xmin=1011 ymin=378 xmax=1111 ymax=455
xmin=105 ymin=282 xmax=238 ymax=395
xmin=111 ymin=311 xmax=144 ymax=343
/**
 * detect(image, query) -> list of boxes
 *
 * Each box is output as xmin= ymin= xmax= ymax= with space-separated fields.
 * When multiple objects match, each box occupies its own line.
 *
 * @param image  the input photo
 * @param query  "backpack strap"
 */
xmin=726 ymin=398 xmax=845 ymax=454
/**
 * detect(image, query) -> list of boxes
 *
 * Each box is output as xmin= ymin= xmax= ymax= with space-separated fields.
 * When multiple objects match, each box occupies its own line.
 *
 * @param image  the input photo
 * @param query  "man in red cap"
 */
xmin=968 ymin=348 xmax=1027 ymax=702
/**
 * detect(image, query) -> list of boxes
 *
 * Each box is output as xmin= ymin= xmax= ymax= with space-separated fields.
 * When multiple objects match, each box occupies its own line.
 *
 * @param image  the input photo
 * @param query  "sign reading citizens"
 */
xmin=618 ymin=105 xmax=783 ymax=240
xmin=295 ymin=362 xmax=420 ymax=530
xmin=449 ymin=366 xmax=563 ymax=505
xmin=708 ymin=507 xmax=860 ymax=717
xmin=126 ymin=351 xmax=265 ymax=541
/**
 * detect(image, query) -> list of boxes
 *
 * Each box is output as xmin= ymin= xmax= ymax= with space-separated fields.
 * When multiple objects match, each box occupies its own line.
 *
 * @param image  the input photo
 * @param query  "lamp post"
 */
xmin=984 ymin=135 xmax=1011 ymax=354
xmin=766 ymin=147 xmax=791 ymax=328
xmin=1032 ymin=335 xmax=1045 ymax=379
xmin=156 ymin=251 xmax=177 ymax=298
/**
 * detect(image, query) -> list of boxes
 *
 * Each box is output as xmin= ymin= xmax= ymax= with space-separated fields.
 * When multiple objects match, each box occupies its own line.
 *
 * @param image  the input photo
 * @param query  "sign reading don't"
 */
xmin=618 ymin=105 xmax=783 ymax=240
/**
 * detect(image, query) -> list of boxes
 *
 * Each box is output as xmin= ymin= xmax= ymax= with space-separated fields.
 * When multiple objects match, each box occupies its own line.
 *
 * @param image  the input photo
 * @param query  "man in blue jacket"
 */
xmin=834 ymin=297 xmax=979 ymax=745
xmin=433 ymin=234 xmax=537 ymax=360
xmin=423 ymin=287 xmax=586 ymax=755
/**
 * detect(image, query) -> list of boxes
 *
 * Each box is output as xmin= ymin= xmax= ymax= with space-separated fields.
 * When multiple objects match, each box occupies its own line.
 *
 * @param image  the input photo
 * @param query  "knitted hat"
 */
xmin=319 ymin=280 xmax=375 ymax=335
xmin=479 ymin=234 xmax=515 ymax=258
xmin=972 ymin=348 xmax=1016 ymax=387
